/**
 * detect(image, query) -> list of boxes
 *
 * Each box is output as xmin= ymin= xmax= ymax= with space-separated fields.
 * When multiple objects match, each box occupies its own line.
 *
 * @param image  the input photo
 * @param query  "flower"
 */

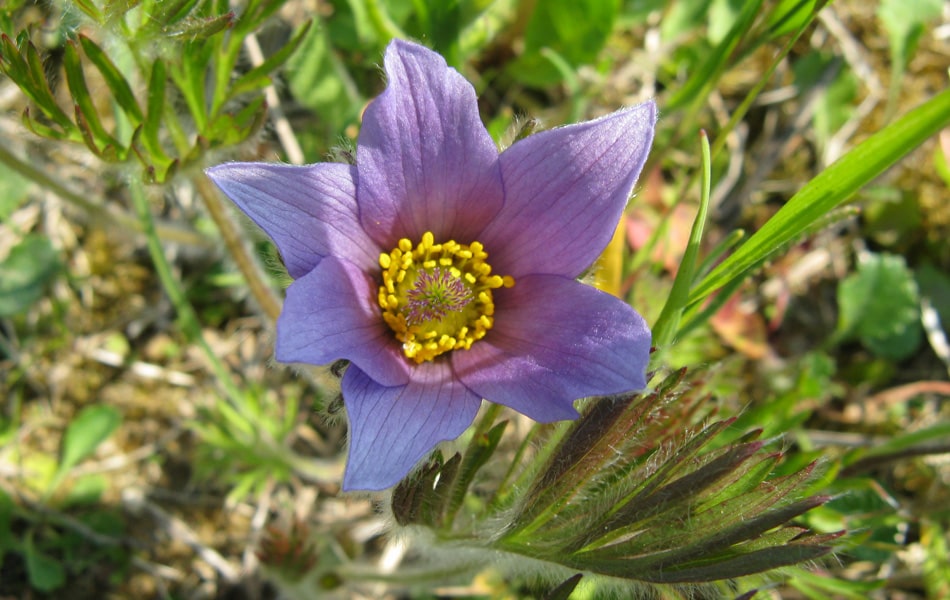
xmin=206 ymin=39 xmax=656 ymax=491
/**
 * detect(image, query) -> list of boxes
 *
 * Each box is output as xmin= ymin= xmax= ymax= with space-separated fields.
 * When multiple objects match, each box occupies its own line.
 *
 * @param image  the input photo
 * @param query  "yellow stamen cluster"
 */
xmin=378 ymin=231 xmax=515 ymax=363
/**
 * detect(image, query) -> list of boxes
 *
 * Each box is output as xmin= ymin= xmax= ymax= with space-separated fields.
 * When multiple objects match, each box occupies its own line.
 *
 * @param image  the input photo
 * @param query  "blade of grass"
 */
xmin=652 ymin=131 xmax=712 ymax=351
xmin=688 ymin=86 xmax=950 ymax=309
xmin=709 ymin=0 xmax=826 ymax=161
xmin=665 ymin=0 xmax=763 ymax=126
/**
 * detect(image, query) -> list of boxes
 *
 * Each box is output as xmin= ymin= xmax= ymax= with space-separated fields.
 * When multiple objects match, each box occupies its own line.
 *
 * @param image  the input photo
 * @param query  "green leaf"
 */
xmin=72 ymin=0 xmax=104 ymax=23
xmin=862 ymin=187 xmax=923 ymax=248
xmin=0 ymin=235 xmax=61 ymax=317
xmin=707 ymin=0 xmax=744 ymax=45
xmin=73 ymin=106 xmax=120 ymax=160
xmin=922 ymin=520 xmax=950 ymax=599
xmin=78 ymin=34 xmax=144 ymax=123
xmin=205 ymin=95 xmax=267 ymax=147
xmin=286 ymin=19 xmax=363 ymax=143
xmin=62 ymin=474 xmax=108 ymax=507
xmin=636 ymin=539 xmax=835 ymax=583
xmin=25 ymin=533 xmax=66 ymax=592
xmin=545 ymin=574 xmax=583 ymax=600
xmin=22 ymin=39 xmax=73 ymax=126
xmin=793 ymin=51 xmax=857 ymax=149
xmin=0 ymin=35 xmax=76 ymax=133
xmin=63 ymin=40 xmax=117 ymax=150
xmin=363 ymin=0 xmax=410 ymax=43
xmin=0 ymin=157 xmax=31 ymax=222
xmin=457 ymin=0 xmax=524 ymax=58
xmin=166 ymin=10 xmax=235 ymax=39
xmin=236 ymin=0 xmax=286 ymax=36
xmin=445 ymin=420 xmax=507 ymax=523
xmin=878 ymin=0 xmax=942 ymax=81
xmin=836 ymin=252 xmax=921 ymax=360
xmin=665 ymin=0 xmax=762 ymax=111
xmin=660 ymin=0 xmax=712 ymax=42
xmin=20 ymin=107 xmax=70 ymax=140
xmin=843 ymin=421 xmax=950 ymax=476
xmin=147 ymin=0 xmax=201 ymax=27
xmin=689 ymin=86 xmax=950 ymax=308
xmin=437 ymin=369 xmax=835 ymax=585
xmin=766 ymin=0 xmax=819 ymax=39
xmin=506 ymin=0 xmax=620 ymax=87
xmin=229 ymin=20 xmax=313 ymax=100
xmin=652 ymin=132 xmax=711 ymax=350
xmin=787 ymin=565 xmax=886 ymax=598
xmin=392 ymin=454 xmax=449 ymax=526
xmin=423 ymin=0 xmax=461 ymax=63
xmin=0 ymin=488 xmax=15 ymax=550
xmin=59 ymin=405 xmax=122 ymax=476
xmin=141 ymin=58 xmax=172 ymax=162
xmin=170 ymin=39 xmax=213 ymax=130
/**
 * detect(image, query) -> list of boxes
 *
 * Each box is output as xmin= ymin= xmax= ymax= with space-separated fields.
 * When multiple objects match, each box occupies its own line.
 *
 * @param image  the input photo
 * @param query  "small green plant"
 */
xmin=0 ymin=406 xmax=124 ymax=594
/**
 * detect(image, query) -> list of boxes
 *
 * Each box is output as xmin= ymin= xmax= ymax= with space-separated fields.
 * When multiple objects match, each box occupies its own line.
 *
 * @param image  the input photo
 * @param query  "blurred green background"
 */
xmin=1 ymin=0 xmax=949 ymax=598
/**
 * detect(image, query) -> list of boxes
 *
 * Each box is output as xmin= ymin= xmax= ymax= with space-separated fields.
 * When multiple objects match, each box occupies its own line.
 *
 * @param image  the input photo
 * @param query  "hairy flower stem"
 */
xmin=470 ymin=403 xmax=503 ymax=440
xmin=335 ymin=560 xmax=484 ymax=586
xmin=193 ymin=174 xmax=282 ymax=322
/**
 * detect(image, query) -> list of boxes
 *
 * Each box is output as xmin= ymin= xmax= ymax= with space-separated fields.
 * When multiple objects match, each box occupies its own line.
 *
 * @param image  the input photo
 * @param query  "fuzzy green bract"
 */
xmin=207 ymin=39 xmax=655 ymax=491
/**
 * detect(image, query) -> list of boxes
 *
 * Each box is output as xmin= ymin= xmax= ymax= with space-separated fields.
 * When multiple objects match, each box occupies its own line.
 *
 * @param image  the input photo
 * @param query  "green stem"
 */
xmin=128 ymin=178 xmax=245 ymax=404
xmin=335 ymin=558 xmax=484 ymax=586
xmin=469 ymin=403 xmax=501 ymax=440
xmin=486 ymin=423 xmax=537 ymax=510
xmin=488 ymin=418 xmax=574 ymax=516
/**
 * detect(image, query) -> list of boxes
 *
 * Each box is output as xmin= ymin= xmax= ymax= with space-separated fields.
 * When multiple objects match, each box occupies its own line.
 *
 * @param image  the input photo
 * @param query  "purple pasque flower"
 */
xmin=206 ymin=39 xmax=656 ymax=491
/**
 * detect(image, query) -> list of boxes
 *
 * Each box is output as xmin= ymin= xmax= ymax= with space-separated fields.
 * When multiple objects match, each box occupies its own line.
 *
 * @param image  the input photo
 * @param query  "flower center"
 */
xmin=378 ymin=231 xmax=515 ymax=363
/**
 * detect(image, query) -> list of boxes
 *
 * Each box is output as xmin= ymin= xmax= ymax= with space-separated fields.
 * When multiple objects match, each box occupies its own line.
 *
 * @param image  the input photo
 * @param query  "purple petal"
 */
xmin=356 ymin=39 xmax=504 ymax=246
xmin=454 ymin=275 xmax=651 ymax=422
xmin=277 ymin=256 xmax=409 ymax=387
xmin=479 ymin=102 xmax=656 ymax=279
xmin=206 ymin=162 xmax=380 ymax=277
xmin=341 ymin=362 xmax=482 ymax=491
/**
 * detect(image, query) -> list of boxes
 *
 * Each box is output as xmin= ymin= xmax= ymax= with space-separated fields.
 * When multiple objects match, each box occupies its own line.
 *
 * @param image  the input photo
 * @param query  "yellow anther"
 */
xmin=376 ymin=231 xmax=515 ymax=363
